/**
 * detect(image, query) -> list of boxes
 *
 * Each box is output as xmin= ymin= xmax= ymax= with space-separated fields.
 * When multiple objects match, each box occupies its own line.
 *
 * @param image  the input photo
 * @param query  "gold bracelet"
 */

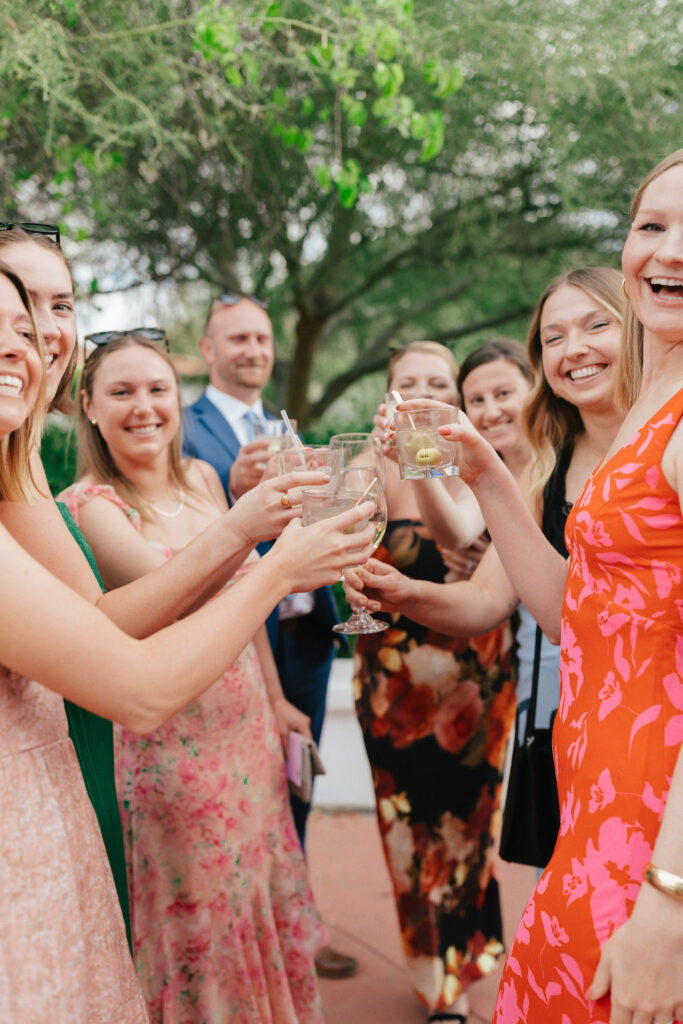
xmin=644 ymin=862 xmax=683 ymax=902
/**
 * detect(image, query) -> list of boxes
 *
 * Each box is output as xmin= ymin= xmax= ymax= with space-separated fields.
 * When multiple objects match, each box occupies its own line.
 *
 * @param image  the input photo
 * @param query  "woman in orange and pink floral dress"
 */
xmin=62 ymin=334 xmax=326 ymax=1024
xmin=437 ymin=151 xmax=683 ymax=1024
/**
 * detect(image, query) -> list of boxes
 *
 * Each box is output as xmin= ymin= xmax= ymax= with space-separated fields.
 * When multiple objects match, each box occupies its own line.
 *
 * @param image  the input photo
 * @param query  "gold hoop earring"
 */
xmin=621 ymin=278 xmax=629 ymax=299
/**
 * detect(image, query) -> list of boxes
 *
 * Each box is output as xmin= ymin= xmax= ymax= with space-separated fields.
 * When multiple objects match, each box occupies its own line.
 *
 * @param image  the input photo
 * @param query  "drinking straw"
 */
xmin=280 ymin=409 xmax=306 ymax=467
xmin=354 ymin=473 xmax=379 ymax=507
xmin=392 ymin=390 xmax=415 ymax=429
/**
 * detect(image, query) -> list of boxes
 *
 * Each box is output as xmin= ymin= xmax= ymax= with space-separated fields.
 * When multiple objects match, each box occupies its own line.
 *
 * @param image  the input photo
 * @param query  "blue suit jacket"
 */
xmin=182 ymin=393 xmax=341 ymax=646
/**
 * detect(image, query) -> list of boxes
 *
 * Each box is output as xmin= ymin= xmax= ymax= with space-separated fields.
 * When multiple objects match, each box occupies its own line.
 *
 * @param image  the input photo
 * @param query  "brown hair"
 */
xmin=615 ymin=149 xmax=683 ymax=409
xmin=78 ymin=334 xmax=202 ymax=521
xmin=0 ymin=261 xmax=46 ymax=501
xmin=387 ymin=340 xmax=459 ymax=390
xmin=0 ymin=227 xmax=77 ymax=414
xmin=457 ymin=336 xmax=533 ymax=408
xmin=523 ymin=267 xmax=626 ymax=510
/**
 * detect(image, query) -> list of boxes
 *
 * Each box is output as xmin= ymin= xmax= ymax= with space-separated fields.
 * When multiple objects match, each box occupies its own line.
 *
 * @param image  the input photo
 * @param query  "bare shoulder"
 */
xmin=186 ymin=457 xmax=228 ymax=510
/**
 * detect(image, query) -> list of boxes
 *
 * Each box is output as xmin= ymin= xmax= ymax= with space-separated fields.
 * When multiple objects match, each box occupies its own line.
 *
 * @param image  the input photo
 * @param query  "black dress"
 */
xmin=354 ymin=520 xmax=517 ymax=1012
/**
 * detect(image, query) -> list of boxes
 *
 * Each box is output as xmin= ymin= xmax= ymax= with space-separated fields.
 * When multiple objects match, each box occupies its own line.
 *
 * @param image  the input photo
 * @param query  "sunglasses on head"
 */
xmin=212 ymin=292 xmax=269 ymax=311
xmin=0 ymin=221 xmax=61 ymax=246
xmin=84 ymin=327 xmax=169 ymax=353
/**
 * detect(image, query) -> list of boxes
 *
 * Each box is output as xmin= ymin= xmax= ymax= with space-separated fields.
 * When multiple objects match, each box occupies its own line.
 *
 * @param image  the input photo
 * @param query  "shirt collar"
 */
xmin=205 ymin=386 xmax=265 ymax=432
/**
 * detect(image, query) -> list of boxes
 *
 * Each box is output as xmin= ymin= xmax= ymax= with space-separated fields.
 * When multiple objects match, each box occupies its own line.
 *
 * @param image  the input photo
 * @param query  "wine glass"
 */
xmin=302 ymin=467 xmax=388 ymax=636
xmin=328 ymin=432 xmax=386 ymax=488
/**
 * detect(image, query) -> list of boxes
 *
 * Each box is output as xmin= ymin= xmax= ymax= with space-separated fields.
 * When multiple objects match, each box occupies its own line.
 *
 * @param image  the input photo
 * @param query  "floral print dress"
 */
xmin=354 ymin=520 xmax=517 ymax=1012
xmin=493 ymin=389 xmax=683 ymax=1023
xmin=62 ymin=482 xmax=326 ymax=1024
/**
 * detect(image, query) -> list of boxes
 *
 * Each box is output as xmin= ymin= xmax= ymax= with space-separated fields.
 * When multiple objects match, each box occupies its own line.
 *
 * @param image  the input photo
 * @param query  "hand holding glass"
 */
xmin=394 ymin=406 xmax=459 ymax=480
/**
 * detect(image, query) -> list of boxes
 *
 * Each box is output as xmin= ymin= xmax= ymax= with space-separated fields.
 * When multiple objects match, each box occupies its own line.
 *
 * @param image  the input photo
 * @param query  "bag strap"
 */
xmin=523 ymin=624 xmax=543 ymax=744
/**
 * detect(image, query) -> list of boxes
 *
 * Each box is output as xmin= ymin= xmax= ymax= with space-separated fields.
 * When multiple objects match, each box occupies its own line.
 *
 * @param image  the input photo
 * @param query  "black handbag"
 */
xmin=499 ymin=624 xmax=561 ymax=868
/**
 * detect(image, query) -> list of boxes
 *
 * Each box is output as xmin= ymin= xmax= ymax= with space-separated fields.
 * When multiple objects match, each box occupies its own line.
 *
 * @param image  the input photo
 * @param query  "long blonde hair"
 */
xmin=0 ymin=262 xmax=46 ymax=501
xmin=78 ymin=335 xmax=202 ymax=521
xmin=615 ymin=148 xmax=683 ymax=409
xmin=524 ymin=267 xmax=626 ymax=512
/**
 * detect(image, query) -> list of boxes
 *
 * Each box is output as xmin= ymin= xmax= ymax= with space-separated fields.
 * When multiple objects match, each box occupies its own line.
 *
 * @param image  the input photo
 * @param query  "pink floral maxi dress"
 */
xmin=0 ymin=670 xmax=148 ymax=1022
xmin=493 ymin=390 xmax=683 ymax=1023
xmin=63 ymin=482 xmax=326 ymax=1024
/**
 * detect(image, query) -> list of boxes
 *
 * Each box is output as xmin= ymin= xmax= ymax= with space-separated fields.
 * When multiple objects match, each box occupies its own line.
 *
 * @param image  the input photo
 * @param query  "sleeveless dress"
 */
xmin=61 ymin=481 xmax=326 ymax=1024
xmin=57 ymin=500 xmax=132 ymax=948
xmin=493 ymin=389 xmax=683 ymax=1023
xmin=354 ymin=520 xmax=517 ymax=1012
xmin=0 ymin=669 xmax=148 ymax=1022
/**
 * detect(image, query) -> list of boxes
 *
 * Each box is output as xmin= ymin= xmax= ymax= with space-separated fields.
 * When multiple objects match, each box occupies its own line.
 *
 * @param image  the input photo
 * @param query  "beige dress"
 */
xmin=0 ymin=667 xmax=148 ymax=1023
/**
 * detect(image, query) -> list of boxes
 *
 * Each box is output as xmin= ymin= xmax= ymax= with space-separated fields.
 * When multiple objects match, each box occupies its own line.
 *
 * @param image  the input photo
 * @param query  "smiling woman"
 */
xmin=0 ymin=261 xmax=45 ymax=499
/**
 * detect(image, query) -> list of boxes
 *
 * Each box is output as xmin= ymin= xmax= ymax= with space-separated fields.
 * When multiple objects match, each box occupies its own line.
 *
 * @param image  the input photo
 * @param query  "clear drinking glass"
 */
xmin=394 ymin=406 xmax=459 ymax=480
xmin=278 ymin=445 xmax=344 ymax=480
xmin=301 ymin=467 xmax=389 ymax=636
xmin=254 ymin=418 xmax=297 ymax=452
xmin=328 ymin=432 xmax=386 ymax=488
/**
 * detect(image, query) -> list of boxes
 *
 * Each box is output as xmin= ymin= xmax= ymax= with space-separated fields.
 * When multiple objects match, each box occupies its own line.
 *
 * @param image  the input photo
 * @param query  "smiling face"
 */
xmin=0 ymin=241 xmax=76 ymax=405
xmin=389 ymin=350 xmax=458 ymax=405
xmin=199 ymin=298 xmax=274 ymax=400
xmin=460 ymin=357 xmax=531 ymax=454
xmin=539 ymin=284 xmax=622 ymax=413
xmin=82 ymin=344 xmax=180 ymax=470
xmin=0 ymin=273 xmax=43 ymax=437
xmin=622 ymin=163 xmax=683 ymax=345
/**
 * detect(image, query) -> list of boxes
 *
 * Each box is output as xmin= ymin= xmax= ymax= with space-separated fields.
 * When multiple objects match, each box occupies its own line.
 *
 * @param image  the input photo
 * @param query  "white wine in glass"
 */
xmin=331 ymin=467 xmax=388 ymax=636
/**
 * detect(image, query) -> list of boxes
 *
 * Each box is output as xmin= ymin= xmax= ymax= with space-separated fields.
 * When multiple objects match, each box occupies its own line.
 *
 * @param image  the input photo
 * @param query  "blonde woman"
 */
xmin=61 ymin=333 xmax=328 ymax=1024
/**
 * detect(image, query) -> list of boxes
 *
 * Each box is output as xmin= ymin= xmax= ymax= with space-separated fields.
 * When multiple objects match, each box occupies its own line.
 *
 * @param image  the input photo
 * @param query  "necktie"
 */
xmin=242 ymin=409 xmax=260 ymax=442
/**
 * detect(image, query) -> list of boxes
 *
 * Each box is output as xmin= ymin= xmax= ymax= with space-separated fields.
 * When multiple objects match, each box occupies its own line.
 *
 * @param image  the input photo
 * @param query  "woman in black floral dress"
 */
xmin=354 ymin=339 xmax=533 ymax=1023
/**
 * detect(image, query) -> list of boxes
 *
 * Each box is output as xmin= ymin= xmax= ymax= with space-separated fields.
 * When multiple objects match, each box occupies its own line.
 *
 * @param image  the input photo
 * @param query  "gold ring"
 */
xmin=280 ymin=491 xmax=291 ymax=509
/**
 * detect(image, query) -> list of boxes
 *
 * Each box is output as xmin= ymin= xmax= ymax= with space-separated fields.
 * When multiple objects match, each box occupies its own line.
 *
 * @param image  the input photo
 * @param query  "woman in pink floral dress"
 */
xmin=62 ymin=334 xmax=326 ymax=1024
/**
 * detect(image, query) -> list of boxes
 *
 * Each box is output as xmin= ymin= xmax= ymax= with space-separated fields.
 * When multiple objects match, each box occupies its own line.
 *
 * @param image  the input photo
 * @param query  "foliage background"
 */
xmin=2 ymin=0 xmax=681 ymax=488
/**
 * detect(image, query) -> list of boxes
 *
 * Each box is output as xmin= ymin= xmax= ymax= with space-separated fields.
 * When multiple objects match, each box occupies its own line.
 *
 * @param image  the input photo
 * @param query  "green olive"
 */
xmin=407 ymin=428 xmax=437 ymax=455
xmin=416 ymin=447 xmax=442 ymax=467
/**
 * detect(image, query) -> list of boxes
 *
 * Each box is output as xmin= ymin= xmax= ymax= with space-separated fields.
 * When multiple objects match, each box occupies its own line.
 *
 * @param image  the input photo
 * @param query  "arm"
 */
xmin=9 ymin=453 xmax=327 ymax=637
xmin=0 ymin=504 xmax=376 ymax=734
xmin=411 ymin=475 xmax=486 ymax=550
xmin=439 ymin=413 xmax=568 ymax=641
xmin=347 ymin=543 xmax=519 ymax=636
xmin=252 ymin=625 xmax=311 ymax=753
xmin=588 ymin=744 xmax=683 ymax=1022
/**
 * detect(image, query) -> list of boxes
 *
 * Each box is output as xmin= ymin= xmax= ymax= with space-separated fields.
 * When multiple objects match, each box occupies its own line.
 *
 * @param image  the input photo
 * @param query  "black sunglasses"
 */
xmin=212 ymin=292 xmax=269 ymax=311
xmin=84 ymin=327 xmax=169 ymax=353
xmin=0 ymin=221 xmax=61 ymax=246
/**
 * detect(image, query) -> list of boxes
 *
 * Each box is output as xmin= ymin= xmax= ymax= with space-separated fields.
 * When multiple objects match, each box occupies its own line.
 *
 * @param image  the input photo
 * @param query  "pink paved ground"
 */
xmin=307 ymin=810 xmax=536 ymax=1024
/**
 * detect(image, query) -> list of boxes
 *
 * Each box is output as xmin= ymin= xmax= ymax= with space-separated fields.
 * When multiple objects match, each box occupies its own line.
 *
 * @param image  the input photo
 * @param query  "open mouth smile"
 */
xmin=647 ymin=277 xmax=683 ymax=300
xmin=126 ymin=424 xmax=161 ymax=435
xmin=568 ymin=364 xmax=607 ymax=382
xmin=0 ymin=373 xmax=24 ymax=396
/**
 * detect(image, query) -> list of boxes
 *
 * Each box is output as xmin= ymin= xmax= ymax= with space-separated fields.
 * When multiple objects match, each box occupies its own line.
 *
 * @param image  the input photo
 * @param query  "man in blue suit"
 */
xmin=183 ymin=294 xmax=357 ymax=979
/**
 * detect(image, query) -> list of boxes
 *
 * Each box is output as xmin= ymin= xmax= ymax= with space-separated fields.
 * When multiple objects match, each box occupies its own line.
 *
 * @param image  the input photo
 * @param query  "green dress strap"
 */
xmin=56 ymin=500 xmax=132 ymax=952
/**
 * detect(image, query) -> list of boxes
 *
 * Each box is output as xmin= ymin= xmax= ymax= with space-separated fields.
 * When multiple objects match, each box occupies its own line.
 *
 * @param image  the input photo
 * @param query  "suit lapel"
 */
xmin=193 ymin=394 xmax=241 ymax=463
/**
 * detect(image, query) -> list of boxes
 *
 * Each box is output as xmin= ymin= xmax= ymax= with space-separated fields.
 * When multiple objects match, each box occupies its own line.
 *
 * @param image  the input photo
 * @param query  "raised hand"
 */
xmin=228 ymin=438 xmax=271 ymax=498
xmin=267 ymin=502 xmax=376 ymax=594
xmin=230 ymin=469 xmax=332 ymax=545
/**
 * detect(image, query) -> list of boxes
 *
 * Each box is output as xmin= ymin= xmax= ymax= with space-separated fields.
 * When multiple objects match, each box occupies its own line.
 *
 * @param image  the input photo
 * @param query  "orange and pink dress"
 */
xmin=62 ymin=481 xmax=326 ymax=1024
xmin=494 ymin=389 xmax=683 ymax=1023
xmin=0 ymin=669 xmax=148 ymax=1022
